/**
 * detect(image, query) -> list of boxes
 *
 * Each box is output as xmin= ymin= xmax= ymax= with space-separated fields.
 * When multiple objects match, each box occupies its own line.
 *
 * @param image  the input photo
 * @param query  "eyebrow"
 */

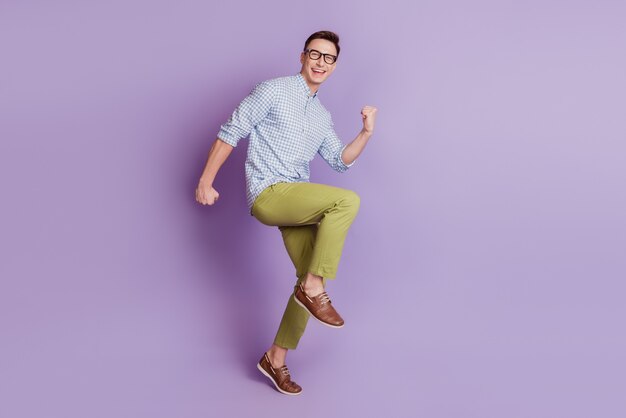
xmin=309 ymin=48 xmax=337 ymax=55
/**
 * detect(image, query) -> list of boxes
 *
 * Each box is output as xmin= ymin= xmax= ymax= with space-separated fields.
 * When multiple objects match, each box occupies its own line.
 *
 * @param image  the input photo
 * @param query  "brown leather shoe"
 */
xmin=293 ymin=282 xmax=345 ymax=328
xmin=257 ymin=352 xmax=303 ymax=395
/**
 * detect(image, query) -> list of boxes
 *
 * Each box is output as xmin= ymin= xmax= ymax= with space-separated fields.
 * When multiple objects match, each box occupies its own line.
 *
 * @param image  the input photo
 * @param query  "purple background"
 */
xmin=1 ymin=1 xmax=625 ymax=417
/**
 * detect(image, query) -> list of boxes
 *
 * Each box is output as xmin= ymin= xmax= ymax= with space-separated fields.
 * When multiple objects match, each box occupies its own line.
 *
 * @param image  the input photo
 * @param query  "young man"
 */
xmin=195 ymin=30 xmax=377 ymax=395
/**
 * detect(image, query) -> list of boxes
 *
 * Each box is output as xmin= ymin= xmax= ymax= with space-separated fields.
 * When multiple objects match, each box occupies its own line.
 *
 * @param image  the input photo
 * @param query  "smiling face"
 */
xmin=299 ymin=38 xmax=338 ymax=95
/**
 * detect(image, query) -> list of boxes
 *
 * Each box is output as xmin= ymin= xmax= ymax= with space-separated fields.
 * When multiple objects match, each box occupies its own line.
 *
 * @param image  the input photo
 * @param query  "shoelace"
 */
xmin=318 ymin=292 xmax=331 ymax=305
xmin=279 ymin=365 xmax=290 ymax=376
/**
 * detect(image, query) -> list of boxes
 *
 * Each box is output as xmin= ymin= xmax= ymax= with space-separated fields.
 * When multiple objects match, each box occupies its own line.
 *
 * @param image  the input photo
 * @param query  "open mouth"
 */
xmin=312 ymin=68 xmax=326 ymax=76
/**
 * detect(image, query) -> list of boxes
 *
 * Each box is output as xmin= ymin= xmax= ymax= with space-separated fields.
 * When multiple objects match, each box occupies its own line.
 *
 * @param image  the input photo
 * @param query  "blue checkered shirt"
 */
xmin=217 ymin=72 xmax=355 ymax=213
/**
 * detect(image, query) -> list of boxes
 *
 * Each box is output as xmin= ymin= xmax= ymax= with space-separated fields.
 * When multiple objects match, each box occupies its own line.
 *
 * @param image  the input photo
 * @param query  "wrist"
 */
xmin=361 ymin=128 xmax=373 ymax=136
xmin=199 ymin=176 xmax=214 ymax=187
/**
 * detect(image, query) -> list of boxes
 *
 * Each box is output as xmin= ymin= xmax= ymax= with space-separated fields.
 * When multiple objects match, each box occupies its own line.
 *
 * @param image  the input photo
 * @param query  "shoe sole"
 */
xmin=293 ymin=294 xmax=344 ymax=329
xmin=256 ymin=363 xmax=302 ymax=396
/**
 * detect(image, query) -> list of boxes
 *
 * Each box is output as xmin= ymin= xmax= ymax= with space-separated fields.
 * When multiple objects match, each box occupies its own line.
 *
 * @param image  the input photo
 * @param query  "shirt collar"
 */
xmin=295 ymin=72 xmax=318 ymax=98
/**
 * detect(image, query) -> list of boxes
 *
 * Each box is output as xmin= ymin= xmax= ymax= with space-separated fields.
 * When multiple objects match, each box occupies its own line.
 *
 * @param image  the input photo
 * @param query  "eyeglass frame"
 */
xmin=303 ymin=48 xmax=338 ymax=65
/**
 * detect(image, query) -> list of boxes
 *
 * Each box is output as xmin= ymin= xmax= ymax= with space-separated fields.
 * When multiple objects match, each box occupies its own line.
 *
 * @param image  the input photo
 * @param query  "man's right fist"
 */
xmin=195 ymin=181 xmax=220 ymax=205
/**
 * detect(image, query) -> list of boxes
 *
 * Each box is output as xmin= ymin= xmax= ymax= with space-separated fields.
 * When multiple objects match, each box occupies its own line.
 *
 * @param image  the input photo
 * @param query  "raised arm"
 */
xmin=341 ymin=105 xmax=377 ymax=165
xmin=319 ymin=105 xmax=377 ymax=171
xmin=195 ymin=138 xmax=234 ymax=205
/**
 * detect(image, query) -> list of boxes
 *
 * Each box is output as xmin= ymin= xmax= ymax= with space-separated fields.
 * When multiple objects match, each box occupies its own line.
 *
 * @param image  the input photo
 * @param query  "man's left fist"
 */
xmin=361 ymin=106 xmax=377 ymax=134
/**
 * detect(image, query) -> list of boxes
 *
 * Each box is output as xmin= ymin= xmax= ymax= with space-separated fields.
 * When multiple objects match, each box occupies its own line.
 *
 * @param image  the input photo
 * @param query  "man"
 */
xmin=195 ymin=30 xmax=377 ymax=395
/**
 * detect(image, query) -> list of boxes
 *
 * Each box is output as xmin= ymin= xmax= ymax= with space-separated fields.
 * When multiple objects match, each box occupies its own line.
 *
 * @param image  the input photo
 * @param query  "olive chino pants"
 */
xmin=251 ymin=181 xmax=360 ymax=349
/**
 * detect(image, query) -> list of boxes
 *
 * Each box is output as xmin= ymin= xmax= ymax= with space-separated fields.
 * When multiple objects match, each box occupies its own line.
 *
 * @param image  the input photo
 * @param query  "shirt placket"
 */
xmin=303 ymin=95 xmax=311 ymax=137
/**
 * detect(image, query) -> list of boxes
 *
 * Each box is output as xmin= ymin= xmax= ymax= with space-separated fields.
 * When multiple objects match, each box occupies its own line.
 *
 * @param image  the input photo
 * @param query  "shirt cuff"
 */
xmin=216 ymin=126 xmax=239 ymax=147
xmin=338 ymin=143 xmax=356 ymax=170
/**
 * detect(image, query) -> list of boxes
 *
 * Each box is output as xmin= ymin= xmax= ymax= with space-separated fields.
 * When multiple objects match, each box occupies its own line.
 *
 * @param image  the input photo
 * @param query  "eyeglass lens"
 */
xmin=308 ymin=49 xmax=336 ymax=64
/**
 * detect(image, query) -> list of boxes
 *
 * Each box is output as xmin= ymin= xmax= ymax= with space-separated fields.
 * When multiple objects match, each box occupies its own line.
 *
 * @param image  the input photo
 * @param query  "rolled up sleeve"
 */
xmin=217 ymin=80 xmax=276 ymax=147
xmin=318 ymin=117 xmax=355 ymax=173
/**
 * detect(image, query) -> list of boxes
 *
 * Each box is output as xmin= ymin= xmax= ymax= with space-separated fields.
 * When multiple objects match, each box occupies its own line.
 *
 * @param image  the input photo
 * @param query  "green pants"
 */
xmin=251 ymin=181 xmax=360 ymax=349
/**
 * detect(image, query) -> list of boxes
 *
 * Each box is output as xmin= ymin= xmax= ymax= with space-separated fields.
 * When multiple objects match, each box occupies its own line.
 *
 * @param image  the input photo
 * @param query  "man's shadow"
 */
xmin=183 ymin=76 xmax=290 ymax=384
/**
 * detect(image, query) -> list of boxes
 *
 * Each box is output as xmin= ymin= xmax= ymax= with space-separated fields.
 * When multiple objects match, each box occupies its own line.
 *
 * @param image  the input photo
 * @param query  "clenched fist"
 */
xmin=361 ymin=106 xmax=378 ymax=134
xmin=195 ymin=180 xmax=220 ymax=205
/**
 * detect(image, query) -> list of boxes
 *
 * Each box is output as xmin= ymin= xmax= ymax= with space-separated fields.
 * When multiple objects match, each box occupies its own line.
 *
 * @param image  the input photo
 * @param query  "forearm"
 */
xmin=341 ymin=128 xmax=373 ymax=165
xmin=199 ymin=138 xmax=234 ymax=185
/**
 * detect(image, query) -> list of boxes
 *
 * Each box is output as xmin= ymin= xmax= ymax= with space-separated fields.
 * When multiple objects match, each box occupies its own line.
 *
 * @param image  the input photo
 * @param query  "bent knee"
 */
xmin=339 ymin=190 xmax=360 ymax=212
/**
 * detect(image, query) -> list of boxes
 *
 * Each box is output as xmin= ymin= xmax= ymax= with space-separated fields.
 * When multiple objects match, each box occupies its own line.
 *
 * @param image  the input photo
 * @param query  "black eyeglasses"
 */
xmin=303 ymin=48 xmax=337 ymax=65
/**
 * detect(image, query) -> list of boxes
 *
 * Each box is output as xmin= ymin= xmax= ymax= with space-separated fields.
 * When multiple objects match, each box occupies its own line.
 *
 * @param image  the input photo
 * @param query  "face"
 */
xmin=300 ymin=38 xmax=338 ymax=90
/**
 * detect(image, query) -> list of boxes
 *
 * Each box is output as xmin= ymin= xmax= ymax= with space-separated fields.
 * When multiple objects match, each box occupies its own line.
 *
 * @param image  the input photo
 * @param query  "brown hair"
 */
xmin=303 ymin=30 xmax=340 ymax=59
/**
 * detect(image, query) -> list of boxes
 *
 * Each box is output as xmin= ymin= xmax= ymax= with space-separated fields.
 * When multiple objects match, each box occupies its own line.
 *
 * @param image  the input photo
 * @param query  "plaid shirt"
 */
xmin=217 ymin=72 xmax=355 ymax=213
